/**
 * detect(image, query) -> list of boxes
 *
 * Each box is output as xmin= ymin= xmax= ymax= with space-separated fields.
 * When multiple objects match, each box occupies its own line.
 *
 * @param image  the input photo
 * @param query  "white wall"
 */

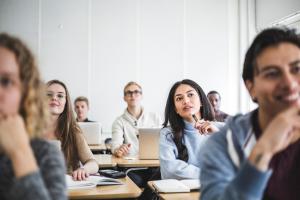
xmin=256 ymin=0 xmax=300 ymax=30
xmin=0 ymin=0 xmax=242 ymax=135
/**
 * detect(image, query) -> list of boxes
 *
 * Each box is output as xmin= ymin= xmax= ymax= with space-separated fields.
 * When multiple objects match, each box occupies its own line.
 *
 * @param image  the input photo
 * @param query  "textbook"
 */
xmin=66 ymin=174 xmax=123 ymax=190
xmin=152 ymin=179 xmax=200 ymax=193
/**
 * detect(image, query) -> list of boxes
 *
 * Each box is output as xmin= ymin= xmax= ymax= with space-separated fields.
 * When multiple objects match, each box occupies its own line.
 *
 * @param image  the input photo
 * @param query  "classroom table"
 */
xmin=114 ymin=156 xmax=160 ymax=168
xmin=94 ymin=154 xmax=160 ymax=168
xmin=89 ymin=144 xmax=106 ymax=151
xmin=147 ymin=181 xmax=200 ymax=200
xmin=94 ymin=154 xmax=117 ymax=168
xmin=68 ymin=176 xmax=142 ymax=199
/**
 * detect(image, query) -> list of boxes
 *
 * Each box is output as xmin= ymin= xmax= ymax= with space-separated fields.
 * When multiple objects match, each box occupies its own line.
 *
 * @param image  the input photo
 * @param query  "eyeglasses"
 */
xmin=124 ymin=90 xmax=142 ymax=97
xmin=46 ymin=92 xmax=66 ymax=100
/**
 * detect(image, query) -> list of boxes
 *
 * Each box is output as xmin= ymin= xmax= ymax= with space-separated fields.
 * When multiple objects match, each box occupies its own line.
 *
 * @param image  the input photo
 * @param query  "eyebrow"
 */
xmin=175 ymin=89 xmax=194 ymax=96
xmin=258 ymin=59 xmax=300 ymax=73
xmin=47 ymin=91 xmax=66 ymax=94
xmin=290 ymin=60 xmax=300 ymax=66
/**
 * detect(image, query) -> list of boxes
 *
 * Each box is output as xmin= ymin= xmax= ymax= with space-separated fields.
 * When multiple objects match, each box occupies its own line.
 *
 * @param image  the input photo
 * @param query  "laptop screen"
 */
xmin=78 ymin=122 xmax=102 ymax=145
xmin=138 ymin=128 xmax=160 ymax=160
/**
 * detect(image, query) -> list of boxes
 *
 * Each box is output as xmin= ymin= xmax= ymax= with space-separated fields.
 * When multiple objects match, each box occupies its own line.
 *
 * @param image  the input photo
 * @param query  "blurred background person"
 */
xmin=207 ymin=90 xmax=230 ymax=122
xmin=74 ymin=96 xmax=94 ymax=122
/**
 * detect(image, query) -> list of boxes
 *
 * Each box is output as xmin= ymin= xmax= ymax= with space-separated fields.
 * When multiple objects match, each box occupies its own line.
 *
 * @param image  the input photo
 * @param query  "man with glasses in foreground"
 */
xmin=112 ymin=81 xmax=161 ymax=158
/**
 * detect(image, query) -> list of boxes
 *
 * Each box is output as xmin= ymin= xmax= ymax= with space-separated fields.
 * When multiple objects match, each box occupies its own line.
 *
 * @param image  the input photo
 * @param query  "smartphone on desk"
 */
xmin=99 ymin=169 xmax=126 ymax=179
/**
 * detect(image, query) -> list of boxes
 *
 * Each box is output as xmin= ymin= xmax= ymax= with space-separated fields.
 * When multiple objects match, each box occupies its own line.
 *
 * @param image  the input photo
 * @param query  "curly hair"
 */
xmin=47 ymin=79 xmax=81 ymax=171
xmin=0 ymin=33 xmax=49 ymax=138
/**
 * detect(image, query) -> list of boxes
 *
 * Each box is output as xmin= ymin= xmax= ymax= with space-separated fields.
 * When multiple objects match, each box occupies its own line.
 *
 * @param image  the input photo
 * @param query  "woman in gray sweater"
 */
xmin=0 ymin=33 xmax=66 ymax=200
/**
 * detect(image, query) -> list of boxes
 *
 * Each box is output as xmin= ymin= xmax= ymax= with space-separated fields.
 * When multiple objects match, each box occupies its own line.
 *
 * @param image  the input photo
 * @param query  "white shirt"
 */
xmin=111 ymin=108 xmax=162 ymax=156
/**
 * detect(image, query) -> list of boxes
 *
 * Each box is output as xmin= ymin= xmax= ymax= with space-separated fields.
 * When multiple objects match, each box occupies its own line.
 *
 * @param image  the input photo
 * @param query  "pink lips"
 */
xmin=49 ymin=102 xmax=59 ymax=107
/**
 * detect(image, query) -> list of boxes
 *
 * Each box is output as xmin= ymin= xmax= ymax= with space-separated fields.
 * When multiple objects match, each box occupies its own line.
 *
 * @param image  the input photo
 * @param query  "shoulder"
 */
xmin=112 ymin=114 xmax=126 ymax=126
xmin=160 ymin=127 xmax=172 ymax=135
xmin=30 ymin=138 xmax=65 ymax=168
xmin=160 ymin=127 xmax=174 ymax=141
xmin=206 ymin=112 xmax=253 ymax=149
xmin=212 ymin=121 xmax=225 ymax=129
xmin=31 ymin=138 xmax=61 ymax=155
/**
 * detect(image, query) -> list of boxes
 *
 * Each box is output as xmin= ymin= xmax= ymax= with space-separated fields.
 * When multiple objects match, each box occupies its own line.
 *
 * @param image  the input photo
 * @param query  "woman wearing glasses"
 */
xmin=46 ymin=80 xmax=98 ymax=181
xmin=0 ymin=33 xmax=66 ymax=199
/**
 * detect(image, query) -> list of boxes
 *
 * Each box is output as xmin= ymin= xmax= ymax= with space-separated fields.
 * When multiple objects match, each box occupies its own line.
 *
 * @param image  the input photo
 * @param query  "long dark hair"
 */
xmin=47 ymin=79 xmax=81 ymax=170
xmin=163 ymin=79 xmax=214 ymax=161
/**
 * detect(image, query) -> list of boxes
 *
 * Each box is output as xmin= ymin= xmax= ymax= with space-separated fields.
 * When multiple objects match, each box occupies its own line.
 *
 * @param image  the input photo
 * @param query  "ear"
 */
xmin=245 ymin=80 xmax=258 ymax=102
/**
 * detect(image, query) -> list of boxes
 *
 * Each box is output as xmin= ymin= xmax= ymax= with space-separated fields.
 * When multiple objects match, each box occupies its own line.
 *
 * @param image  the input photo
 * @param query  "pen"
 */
xmin=192 ymin=114 xmax=204 ymax=123
xmin=192 ymin=114 xmax=198 ymax=123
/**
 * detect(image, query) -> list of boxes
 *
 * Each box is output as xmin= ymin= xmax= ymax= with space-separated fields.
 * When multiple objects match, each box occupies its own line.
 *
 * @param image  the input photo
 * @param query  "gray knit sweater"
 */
xmin=0 ymin=138 xmax=67 ymax=200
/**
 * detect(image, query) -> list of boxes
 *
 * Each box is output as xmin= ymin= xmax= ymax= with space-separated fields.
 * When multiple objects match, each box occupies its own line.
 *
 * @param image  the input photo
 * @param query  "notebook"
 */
xmin=66 ymin=174 xmax=122 ymax=190
xmin=78 ymin=122 xmax=102 ymax=145
xmin=152 ymin=179 xmax=200 ymax=193
xmin=138 ymin=128 xmax=160 ymax=160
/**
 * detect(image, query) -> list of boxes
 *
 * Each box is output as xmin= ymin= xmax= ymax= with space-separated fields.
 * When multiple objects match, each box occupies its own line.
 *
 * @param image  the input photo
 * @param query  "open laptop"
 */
xmin=78 ymin=122 xmax=102 ymax=145
xmin=138 ymin=128 xmax=160 ymax=160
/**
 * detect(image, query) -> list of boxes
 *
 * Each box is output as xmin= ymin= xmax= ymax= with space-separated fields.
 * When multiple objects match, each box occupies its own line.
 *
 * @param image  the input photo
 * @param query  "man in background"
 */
xmin=74 ymin=96 xmax=94 ymax=122
xmin=207 ymin=90 xmax=229 ymax=122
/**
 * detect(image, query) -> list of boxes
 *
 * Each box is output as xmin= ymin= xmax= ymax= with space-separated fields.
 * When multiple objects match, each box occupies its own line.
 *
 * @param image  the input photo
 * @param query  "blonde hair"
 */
xmin=74 ymin=96 xmax=89 ymax=107
xmin=0 ymin=33 xmax=49 ymax=138
xmin=123 ymin=81 xmax=142 ymax=95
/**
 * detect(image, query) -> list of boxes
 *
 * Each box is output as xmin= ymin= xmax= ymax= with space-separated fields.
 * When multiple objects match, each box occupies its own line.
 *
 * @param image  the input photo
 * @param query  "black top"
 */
xmin=214 ymin=110 xmax=229 ymax=122
xmin=251 ymin=109 xmax=300 ymax=200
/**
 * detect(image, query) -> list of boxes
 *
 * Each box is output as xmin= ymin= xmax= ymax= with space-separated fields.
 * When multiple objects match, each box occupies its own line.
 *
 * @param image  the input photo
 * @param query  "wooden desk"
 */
xmin=94 ymin=154 xmax=117 ymax=168
xmin=89 ymin=144 xmax=107 ymax=151
xmin=94 ymin=154 xmax=160 ymax=168
xmin=69 ymin=176 xmax=141 ymax=199
xmin=148 ymin=181 xmax=200 ymax=200
xmin=114 ymin=156 xmax=160 ymax=168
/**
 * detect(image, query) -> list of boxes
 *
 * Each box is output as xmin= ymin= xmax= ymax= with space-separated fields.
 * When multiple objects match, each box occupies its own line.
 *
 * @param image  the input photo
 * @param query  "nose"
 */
xmin=281 ymin=72 xmax=298 ymax=92
xmin=183 ymin=96 xmax=190 ymax=104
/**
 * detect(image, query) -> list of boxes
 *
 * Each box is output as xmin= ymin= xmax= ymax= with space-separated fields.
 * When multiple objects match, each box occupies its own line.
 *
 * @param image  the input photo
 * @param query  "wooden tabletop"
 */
xmin=89 ymin=144 xmax=107 ymax=151
xmin=94 ymin=154 xmax=160 ymax=168
xmin=68 ymin=176 xmax=141 ymax=199
xmin=115 ymin=156 xmax=160 ymax=168
xmin=94 ymin=154 xmax=117 ymax=168
xmin=147 ymin=181 xmax=200 ymax=200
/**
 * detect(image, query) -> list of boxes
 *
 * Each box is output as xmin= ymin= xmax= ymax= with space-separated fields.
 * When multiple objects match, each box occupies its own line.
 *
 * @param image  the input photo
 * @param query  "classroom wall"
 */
xmin=0 ymin=0 xmax=243 ymax=136
xmin=256 ymin=0 xmax=300 ymax=30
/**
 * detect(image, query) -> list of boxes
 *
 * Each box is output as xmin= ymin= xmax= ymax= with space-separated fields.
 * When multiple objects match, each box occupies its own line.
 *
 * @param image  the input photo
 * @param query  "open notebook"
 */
xmin=152 ymin=179 xmax=200 ymax=193
xmin=66 ymin=174 xmax=122 ymax=190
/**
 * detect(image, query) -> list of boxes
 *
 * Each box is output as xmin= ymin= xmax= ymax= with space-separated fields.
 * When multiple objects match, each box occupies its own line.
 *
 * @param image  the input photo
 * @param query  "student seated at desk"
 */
xmin=0 ymin=33 xmax=66 ymax=199
xmin=74 ymin=96 xmax=94 ymax=122
xmin=160 ymin=79 xmax=223 ymax=179
xmin=46 ymin=80 xmax=99 ymax=181
xmin=111 ymin=81 xmax=161 ymax=188
xmin=200 ymin=27 xmax=300 ymax=200
xmin=111 ymin=81 xmax=161 ymax=157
